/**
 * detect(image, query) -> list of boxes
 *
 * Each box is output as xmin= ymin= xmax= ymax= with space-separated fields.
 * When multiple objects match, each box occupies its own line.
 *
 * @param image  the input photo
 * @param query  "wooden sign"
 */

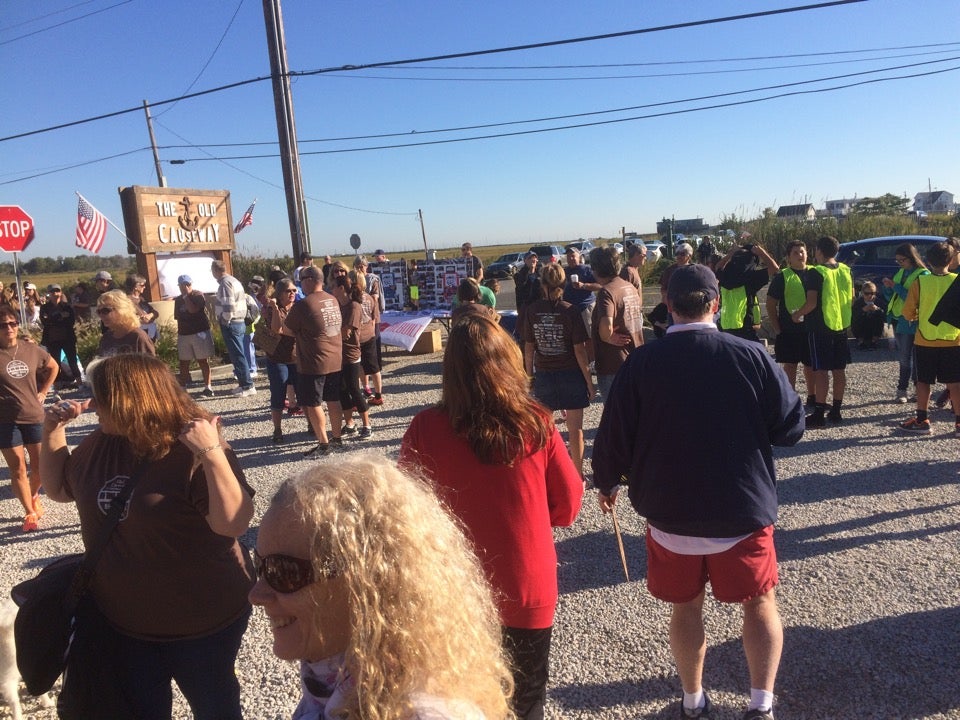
xmin=118 ymin=186 xmax=236 ymax=254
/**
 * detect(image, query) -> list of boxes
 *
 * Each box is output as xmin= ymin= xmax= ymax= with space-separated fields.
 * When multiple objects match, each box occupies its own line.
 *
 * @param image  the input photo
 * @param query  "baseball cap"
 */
xmin=248 ymin=275 xmax=265 ymax=291
xmin=48 ymin=283 xmax=62 ymax=292
xmin=374 ymin=249 xmax=386 ymax=256
xmin=94 ymin=271 xmax=112 ymax=281
xmin=667 ymin=264 xmax=719 ymax=304
xmin=177 ymin=275 xmax=192 ymax=285
xmin=524 ymin=250 xmax=538 ymax=259
xmin=23 ymin=282 xmax=36 ymax=290
xmin=564 ymin=246 xmax=580 ymax=255
xmin=675 ymin=243 xmax=694 ymax=256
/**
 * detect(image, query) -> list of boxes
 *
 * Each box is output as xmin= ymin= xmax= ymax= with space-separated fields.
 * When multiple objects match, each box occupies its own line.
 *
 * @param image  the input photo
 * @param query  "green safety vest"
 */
xmin=813 ymin=263 xmax=852 ymax=331
xmin=719 ymin=285 xmax=748 ymax=330
xmin=781 ymin=268 xmax=806 ymax=313
xmin=917 ymin=273 xmax=960 ymax=342
xmin=888 ymin=266 xmax=926 ymax=319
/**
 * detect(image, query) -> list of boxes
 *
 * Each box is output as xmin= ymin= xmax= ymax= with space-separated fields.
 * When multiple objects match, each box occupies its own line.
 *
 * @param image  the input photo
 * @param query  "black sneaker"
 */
xmin=805 ymin=412 xmax=826 ymax=428
xmin=272 ymin=428 xmax=283 ymax=444
xmin=341 ymin=425 xmax=357 ymax=436
xmin=303 ymin=443 xmax=330 ymax=459
xmin=330 ymin=436 xmax=344 ymax=450
xmin=804 ymin=395 xmax=817 ymax=410
xmin=681 ymin=692 xmax=712 ymax=719
xmin=358 ymin=426 xmax=372 ymax=439
xmin=742 ymin=709 xmax=774 ymax=720
xmin=827 ymin=408 xmax=842 ymax=423
xmin=200 ymin=386 xmax=215 ymax=398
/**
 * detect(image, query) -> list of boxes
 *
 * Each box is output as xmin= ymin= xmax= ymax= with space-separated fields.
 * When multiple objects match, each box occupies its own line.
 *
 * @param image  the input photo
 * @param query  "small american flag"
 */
xmin=234 ymin=200 xmax=256 ymax=234
xmin=76 ymin=195 xmax=107 ymax=254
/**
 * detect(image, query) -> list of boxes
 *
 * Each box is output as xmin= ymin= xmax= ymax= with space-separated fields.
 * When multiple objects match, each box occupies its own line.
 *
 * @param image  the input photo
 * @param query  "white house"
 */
xmin=913 ymin=191 xmax=955 ymax=214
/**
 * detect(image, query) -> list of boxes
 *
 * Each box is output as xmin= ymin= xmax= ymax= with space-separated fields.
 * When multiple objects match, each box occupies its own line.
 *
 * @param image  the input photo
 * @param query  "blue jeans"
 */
xmin=895 ymin=332 xmax=916 ymax=392
xmin=243 ymin=332 xmax=258 ymax=375
xmin=220 ymin=321 xmax=251 ymax=389
xmin=266 ymin=359 xmax=298 ymax=410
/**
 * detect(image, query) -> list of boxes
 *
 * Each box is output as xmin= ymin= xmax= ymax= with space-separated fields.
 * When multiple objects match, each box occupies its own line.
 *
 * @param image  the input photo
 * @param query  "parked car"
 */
xmin=486 ymin=252 xmax=525 ymax=279
xmin=564 ymin=240 xmax=596 ymax=255
xmin=528 ymin=245 xmax=564 ymax=264
xmin=836 ymin=235 xmax=946 ymax=287
xmin=644 ymin=241 xmax=666 ymax=263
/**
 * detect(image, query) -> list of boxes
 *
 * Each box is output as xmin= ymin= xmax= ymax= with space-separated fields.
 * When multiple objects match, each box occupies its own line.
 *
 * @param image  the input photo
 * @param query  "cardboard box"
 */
xmin=410 ymin=328 xmax=442 ymax=354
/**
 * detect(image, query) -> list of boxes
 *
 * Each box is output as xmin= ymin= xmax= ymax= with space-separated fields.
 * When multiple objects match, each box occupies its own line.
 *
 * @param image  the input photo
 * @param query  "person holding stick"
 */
xmin=593 ymin=265 xmax=804 ymax=720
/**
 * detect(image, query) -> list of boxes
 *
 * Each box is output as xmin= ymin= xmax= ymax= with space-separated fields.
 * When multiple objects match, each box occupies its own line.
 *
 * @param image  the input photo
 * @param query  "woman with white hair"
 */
xmin=250 ymin=453 xmax=514 ymax=719
xmin=96 ymin=289 xmax=155 ymax=356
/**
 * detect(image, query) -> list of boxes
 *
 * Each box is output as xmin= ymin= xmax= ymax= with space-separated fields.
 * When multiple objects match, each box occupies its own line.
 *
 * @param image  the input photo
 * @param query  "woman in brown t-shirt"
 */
xmin=41 ymin=353 xmax=254 ymax=719
xmin=96 ymin=290 xmax=155 ymax=357
xmin=333 ymin=274 xmax=372 ymax=439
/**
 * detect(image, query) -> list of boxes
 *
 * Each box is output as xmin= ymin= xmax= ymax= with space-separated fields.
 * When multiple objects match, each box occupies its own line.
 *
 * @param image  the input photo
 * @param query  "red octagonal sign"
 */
xmin=0 ymin=206 xmax=36 ymax=253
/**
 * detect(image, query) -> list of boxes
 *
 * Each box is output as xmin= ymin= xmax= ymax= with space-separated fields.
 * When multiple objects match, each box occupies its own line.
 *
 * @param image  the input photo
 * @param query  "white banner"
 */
xmin=380 ymin=312 xmax=435 ymax=351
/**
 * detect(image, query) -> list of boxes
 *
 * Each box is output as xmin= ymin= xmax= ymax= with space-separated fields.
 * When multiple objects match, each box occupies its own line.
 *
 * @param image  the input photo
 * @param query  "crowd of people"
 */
xmin=3 ymin=236 xmax=960 ymax=720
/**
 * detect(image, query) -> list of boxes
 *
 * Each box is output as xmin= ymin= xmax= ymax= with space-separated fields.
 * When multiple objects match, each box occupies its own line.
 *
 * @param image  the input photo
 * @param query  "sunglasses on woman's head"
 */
xmin=253 ymin=549 xmax=336 ymax=593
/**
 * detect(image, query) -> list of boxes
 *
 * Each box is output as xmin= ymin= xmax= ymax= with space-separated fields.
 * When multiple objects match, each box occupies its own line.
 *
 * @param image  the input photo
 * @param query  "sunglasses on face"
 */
xmin=0 ymin=321 xmax=19 ymax=329
xmin=253 ymin=549 xmax=336 ymax=593
xmin=96 ymin=307 xmax=114 ymax=315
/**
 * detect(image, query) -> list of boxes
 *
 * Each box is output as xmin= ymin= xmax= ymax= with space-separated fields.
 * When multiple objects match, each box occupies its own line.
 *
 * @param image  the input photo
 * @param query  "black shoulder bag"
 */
xmin=10 ymin=462 xmax=146 ymax=696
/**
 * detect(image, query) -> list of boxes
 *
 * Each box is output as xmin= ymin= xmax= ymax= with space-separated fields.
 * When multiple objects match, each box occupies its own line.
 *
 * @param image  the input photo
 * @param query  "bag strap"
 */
xmin=65 ymin=461 xmax=148 ymax=610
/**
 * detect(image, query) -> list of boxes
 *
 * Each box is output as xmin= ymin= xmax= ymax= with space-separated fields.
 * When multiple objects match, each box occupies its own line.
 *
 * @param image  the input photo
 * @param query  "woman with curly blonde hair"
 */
xmin=401 ymin=315 xmax=583 ymax=720
xmin=250 ymin=453 xmax=514 ymax=720
xmin=96 ymin=289 xmax=155 ymax=356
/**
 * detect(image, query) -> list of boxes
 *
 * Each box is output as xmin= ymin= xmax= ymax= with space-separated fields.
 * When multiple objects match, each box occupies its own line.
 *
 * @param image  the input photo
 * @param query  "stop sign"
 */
xmin=0 ymin=206 xmax=35 ymax=253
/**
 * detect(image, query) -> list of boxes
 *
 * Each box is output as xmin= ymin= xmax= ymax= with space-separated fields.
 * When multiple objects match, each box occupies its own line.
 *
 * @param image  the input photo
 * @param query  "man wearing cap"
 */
xmin=211 ymin=260 xmax=255 ymax=397
xmin=293 ymin=252 xmax=314 ymax=289
xmin=373 ymin=249 xmax=389 ymax=264
xmin=593 ymin=264 xmax=803 ymax=720
xmin=174 ymin=275 xmax=215 ymax=396
xmin=460 ymin=243 xmax=483 ymax=282
xmin=514 ymin=251 xmax=541 ymax=313
xmin=40 ymin=284 xmax=82 ymax=385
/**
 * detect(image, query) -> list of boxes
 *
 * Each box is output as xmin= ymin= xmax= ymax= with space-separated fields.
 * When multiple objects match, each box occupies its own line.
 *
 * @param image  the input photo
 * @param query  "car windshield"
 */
xmin=495 ymin=254 xmax=519 ymax=262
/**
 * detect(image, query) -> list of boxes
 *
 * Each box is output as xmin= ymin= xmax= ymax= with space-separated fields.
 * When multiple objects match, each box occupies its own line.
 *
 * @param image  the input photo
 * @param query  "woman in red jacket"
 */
xmin=400 ymin=314 xmax=583 ymax=720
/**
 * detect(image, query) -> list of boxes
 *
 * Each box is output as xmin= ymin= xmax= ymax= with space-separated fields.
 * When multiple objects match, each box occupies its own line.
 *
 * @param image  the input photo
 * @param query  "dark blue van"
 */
xmin=836 ymin=235 xmax=946 ymax=287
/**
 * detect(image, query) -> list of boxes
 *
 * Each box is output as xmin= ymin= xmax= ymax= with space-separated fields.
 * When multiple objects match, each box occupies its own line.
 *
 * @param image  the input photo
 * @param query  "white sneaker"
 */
xmin=229 ymin=386 xmax=245 ymax=397
xmin=240 ymin=387 xmax=257 ymax=397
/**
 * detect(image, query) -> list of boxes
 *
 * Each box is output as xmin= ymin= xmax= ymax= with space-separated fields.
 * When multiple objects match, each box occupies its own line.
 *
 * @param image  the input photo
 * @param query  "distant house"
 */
xmin=913 ymin=191 xmax=956 ymax=214
xmin=656 ymin=217 xmax=709 ymax=236
xmin=776 ymin=204 xmax=816 ymax=222
xmin=824 ymin=198 xmax=856 ymax=218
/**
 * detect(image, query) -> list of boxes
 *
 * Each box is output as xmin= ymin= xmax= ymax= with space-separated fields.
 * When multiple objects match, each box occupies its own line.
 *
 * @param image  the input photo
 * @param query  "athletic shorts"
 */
xmin=532 ymin=367 xmax=590 ymax=411
xmin=914 ymin=345 xmax=960 ymax=385
xmin=774 ymin=332 xmax=810 ymax=365
xmin=0 ymin=422 xmax=42 ymax=449
xmin=359 ymin=338 xmax=380 ymax=375
xmin=296 ymin=371 xmax=342 ymax=407
xmin=177 ymin=331 xmax=215 ymax=362
xmin=646 ymin=525 xmax=779 ymax=604
xmin=807 ymin=331 xmax=850 ymax=371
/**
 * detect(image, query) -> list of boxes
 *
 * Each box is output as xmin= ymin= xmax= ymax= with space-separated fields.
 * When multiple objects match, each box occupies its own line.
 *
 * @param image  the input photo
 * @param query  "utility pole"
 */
xmin=262 ymin=0 xmax=310 ymax=258
xmin=418 ymin=209 xmax=429 ymax=258
xmin=143 ymin=100 xmax=166 ymax=187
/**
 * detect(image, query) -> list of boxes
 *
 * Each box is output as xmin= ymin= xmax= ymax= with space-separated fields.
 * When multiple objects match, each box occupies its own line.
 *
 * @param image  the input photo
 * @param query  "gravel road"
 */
xmin=2 ymin=334 xmax=958 ymax=720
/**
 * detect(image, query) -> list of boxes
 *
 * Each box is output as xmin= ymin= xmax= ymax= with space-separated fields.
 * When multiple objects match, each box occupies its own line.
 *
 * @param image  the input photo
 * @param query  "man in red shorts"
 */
xmin=593 ymin=265 xmax=804 ymax=720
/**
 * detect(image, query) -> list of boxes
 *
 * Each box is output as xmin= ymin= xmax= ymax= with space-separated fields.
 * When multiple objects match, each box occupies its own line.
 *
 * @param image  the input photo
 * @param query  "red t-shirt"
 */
xmin=400 ymin=407 xmax=583 ymax=629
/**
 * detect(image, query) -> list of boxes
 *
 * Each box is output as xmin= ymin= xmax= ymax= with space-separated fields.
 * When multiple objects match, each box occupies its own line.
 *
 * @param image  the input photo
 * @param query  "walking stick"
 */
xmin=611 ymin=505 xmax=630 ymax=582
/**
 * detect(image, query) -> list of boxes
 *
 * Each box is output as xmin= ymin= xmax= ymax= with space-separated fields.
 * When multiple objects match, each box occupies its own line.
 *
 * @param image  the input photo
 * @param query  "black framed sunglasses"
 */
xmin=253 ymin=549 xmax=336 ymax=593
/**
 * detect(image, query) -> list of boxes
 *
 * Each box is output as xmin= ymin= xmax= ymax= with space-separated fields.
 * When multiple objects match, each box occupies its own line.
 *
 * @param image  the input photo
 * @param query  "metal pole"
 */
xmin=419 ymin=209 xmax=429 ymax=258
xmin=143 ymin=100 xmax=166 ymax=187
xmin=12 ymin=253 xmax=26 ymax=329
xmin=262 ymin=0 xmax=310 ymax=258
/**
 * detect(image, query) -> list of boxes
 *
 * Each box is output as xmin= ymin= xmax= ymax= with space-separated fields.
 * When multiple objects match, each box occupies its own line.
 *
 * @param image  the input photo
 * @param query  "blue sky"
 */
xmin=2 ymin=0 xmax=958 ymax=261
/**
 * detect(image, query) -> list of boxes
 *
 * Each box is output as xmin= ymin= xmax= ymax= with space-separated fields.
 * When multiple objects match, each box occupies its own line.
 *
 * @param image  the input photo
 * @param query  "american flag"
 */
xmin=76 ymin=195 xmax=107 ymax=254
xmin=234 ymin=200 xmax=256 ymax=234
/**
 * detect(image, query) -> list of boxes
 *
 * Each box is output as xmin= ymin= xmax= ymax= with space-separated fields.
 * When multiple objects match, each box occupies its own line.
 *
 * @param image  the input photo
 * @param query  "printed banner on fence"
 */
xmin=379 ymin=312 xmax=434 ymax=351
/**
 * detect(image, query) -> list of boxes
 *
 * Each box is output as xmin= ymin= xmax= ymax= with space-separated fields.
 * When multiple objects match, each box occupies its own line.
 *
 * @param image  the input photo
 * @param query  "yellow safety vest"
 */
xmin=782 ymin=268 xmax=806 ymax=313
xmin=813 ymin=264 xmax=850 ymax=332
xmin=719 ymin=286 xmax=748 ymax=330
xmin=917 ymin=273 xmax=960 ymax=342
xmin=888 ymin=267 xmax=926 ymax=319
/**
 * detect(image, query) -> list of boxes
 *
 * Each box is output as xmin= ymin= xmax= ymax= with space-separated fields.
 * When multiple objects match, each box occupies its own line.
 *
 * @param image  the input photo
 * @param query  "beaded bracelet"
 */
xmin=195 ymin=443 xmax=223 ymax=458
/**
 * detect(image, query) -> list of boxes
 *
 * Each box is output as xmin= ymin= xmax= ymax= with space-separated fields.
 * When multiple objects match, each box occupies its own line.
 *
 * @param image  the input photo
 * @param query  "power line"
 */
xmin=0 ymin=0 xmax=134 ymax=45
xmin=0 ymin=0 xmax=99 ymax=32
xmin=0 ymin=147 xmax=150 ymax=186
xmin=168 ymin=62 xmax=960 ymax=160
xmin=0 ymin=0 xmax=868 ymax=143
